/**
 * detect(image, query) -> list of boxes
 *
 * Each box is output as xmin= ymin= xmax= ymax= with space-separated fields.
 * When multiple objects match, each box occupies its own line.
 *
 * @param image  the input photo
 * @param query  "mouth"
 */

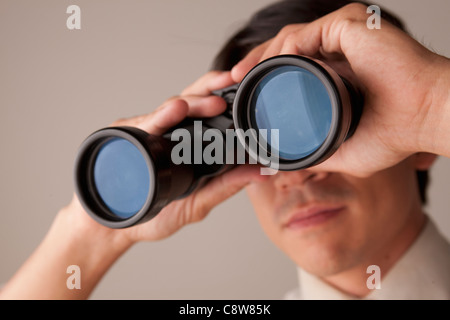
xmin=283 ymin=204 xmax=346 ymax=230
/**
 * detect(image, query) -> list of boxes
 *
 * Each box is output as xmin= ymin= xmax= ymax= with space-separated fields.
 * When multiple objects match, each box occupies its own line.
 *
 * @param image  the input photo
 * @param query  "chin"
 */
xmin=284 ymin=239 xmax=359 ymax=277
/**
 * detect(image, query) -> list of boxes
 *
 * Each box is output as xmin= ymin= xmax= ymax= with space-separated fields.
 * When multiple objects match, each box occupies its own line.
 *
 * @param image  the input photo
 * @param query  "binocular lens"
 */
xmin=75 ymin=126 xmax=200 ymax=228
xmin=93 ymin=137 xmax=151 ymax=219
xmin=250 ymin=65 xmax=332 ymax=160
xmin=234 ymin=55 xmax=360 ymax=171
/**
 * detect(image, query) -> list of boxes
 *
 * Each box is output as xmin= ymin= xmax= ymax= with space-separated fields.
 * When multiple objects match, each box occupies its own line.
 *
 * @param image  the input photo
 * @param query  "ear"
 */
xmin=412 ymin=153 xmax=438 ymax=170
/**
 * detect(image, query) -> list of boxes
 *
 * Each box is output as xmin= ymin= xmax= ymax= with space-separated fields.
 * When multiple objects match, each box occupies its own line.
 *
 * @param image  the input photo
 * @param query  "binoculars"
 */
xmin=74 ymin=55 xmax=363 ymax=228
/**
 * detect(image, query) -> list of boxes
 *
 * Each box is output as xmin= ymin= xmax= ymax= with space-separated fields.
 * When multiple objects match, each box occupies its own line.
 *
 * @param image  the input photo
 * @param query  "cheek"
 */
xmin=245 ymin=180 xmax=276 ymax=206
xmin=362 ymin=168 xmax=415 ymax=211
xmin=345 ymin=165 xmax=418 ymax=241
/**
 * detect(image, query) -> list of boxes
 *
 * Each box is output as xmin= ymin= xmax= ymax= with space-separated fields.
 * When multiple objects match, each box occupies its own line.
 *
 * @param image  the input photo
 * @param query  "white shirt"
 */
xmin=285 ymin=218 xmax=450 ymax=300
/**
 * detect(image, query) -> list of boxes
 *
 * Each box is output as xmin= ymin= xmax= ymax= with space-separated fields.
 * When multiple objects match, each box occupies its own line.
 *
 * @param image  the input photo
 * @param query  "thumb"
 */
xmin=190 ymin=165 xmax=268 ymax=221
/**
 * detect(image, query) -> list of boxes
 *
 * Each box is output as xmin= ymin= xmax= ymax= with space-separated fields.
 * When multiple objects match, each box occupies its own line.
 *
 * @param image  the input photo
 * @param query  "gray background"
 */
xmin=0 ymin=0 xmax=449 ymax=299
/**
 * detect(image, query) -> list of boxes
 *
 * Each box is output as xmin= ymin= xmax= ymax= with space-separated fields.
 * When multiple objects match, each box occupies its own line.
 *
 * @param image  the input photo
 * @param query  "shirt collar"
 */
xmin=295 ymin=218 xmax=450 ymax=300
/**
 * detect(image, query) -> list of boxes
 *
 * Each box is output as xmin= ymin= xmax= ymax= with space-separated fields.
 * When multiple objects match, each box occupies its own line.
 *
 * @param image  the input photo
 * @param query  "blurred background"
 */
xmin=1 ymin=0 xmax=449 ymax=299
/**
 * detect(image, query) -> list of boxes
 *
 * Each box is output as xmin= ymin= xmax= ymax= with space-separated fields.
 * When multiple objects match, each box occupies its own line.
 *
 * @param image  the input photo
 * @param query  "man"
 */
xmin=1 ymin=0 xmax=449 ymax=299
xmin=213 ymin=0 xmax=450 ymax=299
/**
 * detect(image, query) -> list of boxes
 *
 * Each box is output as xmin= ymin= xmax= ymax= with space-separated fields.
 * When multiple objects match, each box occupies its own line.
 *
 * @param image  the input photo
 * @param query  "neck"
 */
xmin=322 ymin=210 xmax=427 ymax=298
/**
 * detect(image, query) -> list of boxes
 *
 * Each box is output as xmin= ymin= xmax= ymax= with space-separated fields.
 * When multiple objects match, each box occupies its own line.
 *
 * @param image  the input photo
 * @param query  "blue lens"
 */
xmin=93 ymin=138 xmax=150 ymax=219
xmin=251 ymin=66 xmax=333 ymax=160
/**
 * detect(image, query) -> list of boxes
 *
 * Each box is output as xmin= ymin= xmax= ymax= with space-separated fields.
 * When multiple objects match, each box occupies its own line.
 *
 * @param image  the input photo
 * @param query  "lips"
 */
xmin=283 ymin=204 xmax=345 ymax=229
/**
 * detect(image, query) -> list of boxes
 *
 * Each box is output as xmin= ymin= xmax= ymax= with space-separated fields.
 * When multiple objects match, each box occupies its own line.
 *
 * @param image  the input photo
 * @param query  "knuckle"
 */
xmin=284 ymin=31 xmax=298 ymax=44
xmin=111 ymin=113 xmax=153 ymax=128
xmin=110 ymin=117 xmax=128 ymax=126
xmin=181 ymin=70 xmax=227 ymax=96
xmin=278 ymin=24 xmax=296 ymax=38
xmin=165 ymin=95 xmax=181 ymax=103
xmin=199 ymin=70 xmax=225 ymax=86
xmin=341 ymin=2 xmax=368 ymax=19
xmin=276 ymin=24 xmax=305 ymax=48
xmin=159 ymin=96 xmax=183 ymax=110
xmin=190 ymin=199 xmax=210 ymax=223
xmin=180 ymin=86 xmax=192 ymax=96
xmin=196 ymin=70 xmax=223 ymax=84
xmin=205 ymin=70 xmax=223 ymax=78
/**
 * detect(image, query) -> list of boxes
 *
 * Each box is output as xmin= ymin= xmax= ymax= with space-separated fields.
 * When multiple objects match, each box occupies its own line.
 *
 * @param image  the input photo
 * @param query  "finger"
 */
xmin=259 ymin=24 xmax=307 ymax=61
xmin=181 ymin=71 xmax=235 ymax=96
xmin=110 ymin=92 xmax=228 ymax=138
xmin=136 ymin=99 xmax=189 ymax=135
xmin=161 ymin=94 xmax=228 ymax=117
xmin=108 ymin=97 xmax=183 ymax=129
xmin=230 ymin=24 xmax=307 ymax=83
xmin=190 ymin=165 xmax=269 ymax=221
xmin=287 ymin=3 xmax=370 ymax=58
xmin=307 ymin=126 xmax=386 ymax=178
xmin=232 ymin=3 xmax=372 ymax=83
xmin=230 ymin=39 xmax=272 ymax=83
xmin=183 ymin=95 xmax=227 ymax=117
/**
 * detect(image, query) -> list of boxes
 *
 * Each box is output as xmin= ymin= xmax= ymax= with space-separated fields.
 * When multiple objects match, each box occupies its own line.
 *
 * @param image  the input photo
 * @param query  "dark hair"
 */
xmin=212 ymin=0 xmax=429 ymax=204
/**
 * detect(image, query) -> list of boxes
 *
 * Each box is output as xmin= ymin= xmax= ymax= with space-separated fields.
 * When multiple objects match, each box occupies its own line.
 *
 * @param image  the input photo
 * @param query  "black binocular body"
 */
xmin=75 ymin=55 xmax=363 ymax=228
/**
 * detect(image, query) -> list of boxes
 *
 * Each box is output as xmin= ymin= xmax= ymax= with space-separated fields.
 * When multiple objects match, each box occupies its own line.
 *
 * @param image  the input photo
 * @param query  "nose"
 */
xmin=274 ymin=170 xmax=329 ymax=192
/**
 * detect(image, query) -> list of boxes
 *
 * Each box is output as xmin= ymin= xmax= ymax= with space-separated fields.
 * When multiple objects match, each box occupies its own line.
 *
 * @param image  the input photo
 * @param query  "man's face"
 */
xmin=245 ymin=156 xmax=429 ymax=277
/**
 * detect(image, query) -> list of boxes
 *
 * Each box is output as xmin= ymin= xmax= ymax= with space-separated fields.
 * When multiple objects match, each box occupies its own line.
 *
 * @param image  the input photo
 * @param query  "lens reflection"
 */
xmin=251 ymin=66 xmax=332 ymax=160
xmin=93 ymin=138 xmax=150 ymax=219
